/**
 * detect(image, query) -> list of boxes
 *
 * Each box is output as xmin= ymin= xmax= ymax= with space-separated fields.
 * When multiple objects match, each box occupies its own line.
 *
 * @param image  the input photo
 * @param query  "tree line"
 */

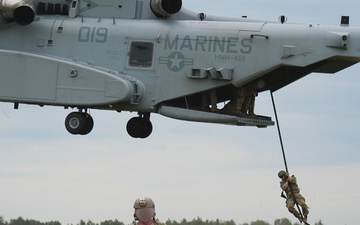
xmin=0 ymin=216 xmax=324 ymax=225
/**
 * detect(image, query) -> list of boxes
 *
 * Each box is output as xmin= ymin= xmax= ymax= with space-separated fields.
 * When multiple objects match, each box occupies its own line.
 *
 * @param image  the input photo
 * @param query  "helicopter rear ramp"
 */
xmin=158 ymin=106 xmax=274 ymax=128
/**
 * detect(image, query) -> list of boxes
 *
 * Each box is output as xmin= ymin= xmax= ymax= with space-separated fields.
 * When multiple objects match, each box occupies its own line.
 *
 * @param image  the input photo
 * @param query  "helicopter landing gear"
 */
xmin=65 ymin=111 xmax=94 ymax=135
xmin=126 ymin=113 xmax=153 ymax=138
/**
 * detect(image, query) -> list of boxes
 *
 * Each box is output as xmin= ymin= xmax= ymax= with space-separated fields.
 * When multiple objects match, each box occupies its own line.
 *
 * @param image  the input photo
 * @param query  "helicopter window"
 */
xmin=129 ymin=41 xmax=154 ymax=67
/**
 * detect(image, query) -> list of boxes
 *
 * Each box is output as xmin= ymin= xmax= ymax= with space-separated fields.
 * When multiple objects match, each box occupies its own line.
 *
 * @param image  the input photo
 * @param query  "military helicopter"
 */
xmin=0 ymin=0 xmax=359 ymax=138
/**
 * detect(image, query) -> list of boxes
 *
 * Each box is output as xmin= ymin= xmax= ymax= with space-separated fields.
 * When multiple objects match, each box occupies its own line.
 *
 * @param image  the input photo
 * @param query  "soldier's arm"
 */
xmin=280 ymin=181 xmax=288 ymax=190
xmin=288 ymin=175 xmax=297 ymax=184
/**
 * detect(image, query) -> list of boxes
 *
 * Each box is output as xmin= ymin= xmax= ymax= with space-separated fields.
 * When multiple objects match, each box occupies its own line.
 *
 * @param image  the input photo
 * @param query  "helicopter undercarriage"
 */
xmin=64 ymin=110 xmax=153 ymax=138
xmin=63 ymin=84 xmax=274 ymax=138
xmin=65 ymin=111 xmax=94 ymax=135
xmin=125 ymin=113 xmax=153 ymax=139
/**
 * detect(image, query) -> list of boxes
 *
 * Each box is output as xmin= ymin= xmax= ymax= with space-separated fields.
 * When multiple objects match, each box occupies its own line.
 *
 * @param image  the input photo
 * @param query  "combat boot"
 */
xmin=303 ymin=215 xmax=307 ymax=223
xmin=297 ymin=216 xmax=303 ymax=223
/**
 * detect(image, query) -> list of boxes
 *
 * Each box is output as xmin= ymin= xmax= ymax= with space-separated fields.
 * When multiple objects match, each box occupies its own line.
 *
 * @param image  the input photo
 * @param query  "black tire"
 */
xmin=65 ymin=112 xmax=86 ymax=135
xmin=80 ymin=114 xmax=94 ymax=135
xmin=138 ymin=119 xmax=152 ymax=139
xmin=126 ymin=117 xmax=153 ymax=138
xmin=126 ymin=117 xmax=143 ymax=138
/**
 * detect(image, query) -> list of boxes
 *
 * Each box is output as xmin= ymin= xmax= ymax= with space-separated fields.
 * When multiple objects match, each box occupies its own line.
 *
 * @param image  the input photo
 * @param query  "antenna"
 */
xmin=198 ymin=13 xmax=206 ymax=21
xmin=279 ymin=15 xmax=287 ymax=24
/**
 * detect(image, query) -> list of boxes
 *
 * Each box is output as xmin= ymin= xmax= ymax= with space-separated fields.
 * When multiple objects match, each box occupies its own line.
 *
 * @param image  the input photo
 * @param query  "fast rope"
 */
xmin=270 ymin=91 xmax=288 ymax=173
xmin=270 ymin=91 xmax=309 ymax=225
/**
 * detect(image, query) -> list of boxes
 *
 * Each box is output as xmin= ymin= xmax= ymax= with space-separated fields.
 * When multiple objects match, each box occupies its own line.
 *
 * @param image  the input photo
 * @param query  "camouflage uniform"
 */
xmin=280 ymin=175 xmax=309 ymax=221
xmin=201 ymin=90 xmax=218 ymax=111
xmin=242 ymin=83 xmax=257 ymax=116
xmin=222 ymin=86 xmax=245 ymax=114
xmin=234 ymin=86 xmax=245 ymax=114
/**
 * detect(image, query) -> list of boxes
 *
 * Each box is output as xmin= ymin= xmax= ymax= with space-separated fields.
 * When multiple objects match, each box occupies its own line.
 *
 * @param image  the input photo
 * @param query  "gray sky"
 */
xmin=1 ymin=1 xmax=360 ymax=225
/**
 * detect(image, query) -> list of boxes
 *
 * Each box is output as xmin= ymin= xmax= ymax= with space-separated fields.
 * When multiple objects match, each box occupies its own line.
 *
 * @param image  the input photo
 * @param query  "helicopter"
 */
xmin=0 ymin=0 xmax=359 ymax=138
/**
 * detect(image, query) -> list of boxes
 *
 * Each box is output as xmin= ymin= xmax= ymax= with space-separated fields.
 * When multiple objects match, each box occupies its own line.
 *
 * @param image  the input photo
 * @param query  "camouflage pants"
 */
xmin=286 ymin=195 xmax=309 ymax=219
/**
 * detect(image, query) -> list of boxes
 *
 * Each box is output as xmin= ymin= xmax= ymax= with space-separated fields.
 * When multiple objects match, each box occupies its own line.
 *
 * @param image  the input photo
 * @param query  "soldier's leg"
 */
xmin=242 ymin=96 xmax=251 ymax=114
xmin=248 ymin=95 xmax=256 ymax=116
xmin=286 ymin=199 xmax=302 ymax=222
xmin=234 ymin=87 xmax=245 ymax=114
xmin=298 ymin=196 xmax=309 ymax=222
xmin=201 ymin=92 xmax=209 ymax=110
xmin=210 ymin=90 xmax=218 ymax=111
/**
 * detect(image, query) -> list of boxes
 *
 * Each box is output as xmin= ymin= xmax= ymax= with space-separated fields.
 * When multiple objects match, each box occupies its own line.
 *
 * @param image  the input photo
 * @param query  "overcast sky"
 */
xmin=1 ymin=1 xmax=360 ymax=225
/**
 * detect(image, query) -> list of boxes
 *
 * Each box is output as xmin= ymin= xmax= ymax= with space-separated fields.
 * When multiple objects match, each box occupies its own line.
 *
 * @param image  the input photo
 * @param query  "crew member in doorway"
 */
xmin=201 ymin=90 xmax=218 ymax=111
xmin=242 ymin=83 xmax=257 ymax=116
xmin=234 ymin=86 xmax=245 ymax=114
xmin=222 ymin=86 xmax=245 ymax=115
xmin=278 ymin=170 xmax=309 ymax=223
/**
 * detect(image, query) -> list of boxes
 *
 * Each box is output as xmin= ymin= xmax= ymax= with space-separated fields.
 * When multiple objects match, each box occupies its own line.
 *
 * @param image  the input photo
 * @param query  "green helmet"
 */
xmin=134 ymin=197 xmax=155 ymax=209
xmin=278 ymin=170 xmax=286 ymax=178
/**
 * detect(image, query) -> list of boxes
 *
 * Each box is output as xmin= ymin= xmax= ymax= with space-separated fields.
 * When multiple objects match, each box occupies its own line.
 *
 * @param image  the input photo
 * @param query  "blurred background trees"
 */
xmin=0 ymin=216 xmax=324 ymax=225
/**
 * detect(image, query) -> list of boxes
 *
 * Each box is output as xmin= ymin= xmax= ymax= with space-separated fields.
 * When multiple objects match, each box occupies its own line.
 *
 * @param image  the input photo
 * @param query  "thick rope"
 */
xmin=270 ymin=91 xmax=288 ymax=172
xmin=270 ymin=91 xmax=307 ymax=224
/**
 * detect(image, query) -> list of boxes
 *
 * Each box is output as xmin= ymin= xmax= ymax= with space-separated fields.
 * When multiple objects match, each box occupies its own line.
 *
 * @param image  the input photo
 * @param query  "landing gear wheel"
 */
xmin=65 ymin=112 xmax=85 ymax=135
xmin=65 ymin=112 xmax=94 ymax=135
xmin=139 ymin=119 xmax=152 ymax=139
xmin=126 ymin=117 xmax=142 ymax=138
xmin=126 ymin=117 xmax=153 ymax=138
xmin=81 ymin=114 xmax=94 ymax=135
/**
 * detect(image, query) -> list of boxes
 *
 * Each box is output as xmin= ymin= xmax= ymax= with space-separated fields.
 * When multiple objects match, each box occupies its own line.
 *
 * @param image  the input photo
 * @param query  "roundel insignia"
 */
xmin=159 ymin=51 xmax=194 ymax=72
xmin=167 ymin=52 xmax=185 ymax=72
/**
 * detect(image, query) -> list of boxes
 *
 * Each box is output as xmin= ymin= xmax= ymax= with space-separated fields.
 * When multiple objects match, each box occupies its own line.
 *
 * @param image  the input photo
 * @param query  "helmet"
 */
xmin=134 ymin=197 xmax=156 ymax=223
xmin=134 ymin=197 xmax=155 ymax=209
xmin=278 ymin=170 xmax=286 ymax=178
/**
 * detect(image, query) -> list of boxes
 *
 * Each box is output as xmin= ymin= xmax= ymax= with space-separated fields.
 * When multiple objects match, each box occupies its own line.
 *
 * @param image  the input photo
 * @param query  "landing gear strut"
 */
xmin=65 ymin=111 xmax=94 ymax=135
xmin=126 ymin=113 xmax=153 ymax=138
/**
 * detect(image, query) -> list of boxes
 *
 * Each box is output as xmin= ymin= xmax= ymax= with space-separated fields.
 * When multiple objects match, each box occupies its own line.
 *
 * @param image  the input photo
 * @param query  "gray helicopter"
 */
xmin=0 ymin=0 xmax=358 ymax=138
